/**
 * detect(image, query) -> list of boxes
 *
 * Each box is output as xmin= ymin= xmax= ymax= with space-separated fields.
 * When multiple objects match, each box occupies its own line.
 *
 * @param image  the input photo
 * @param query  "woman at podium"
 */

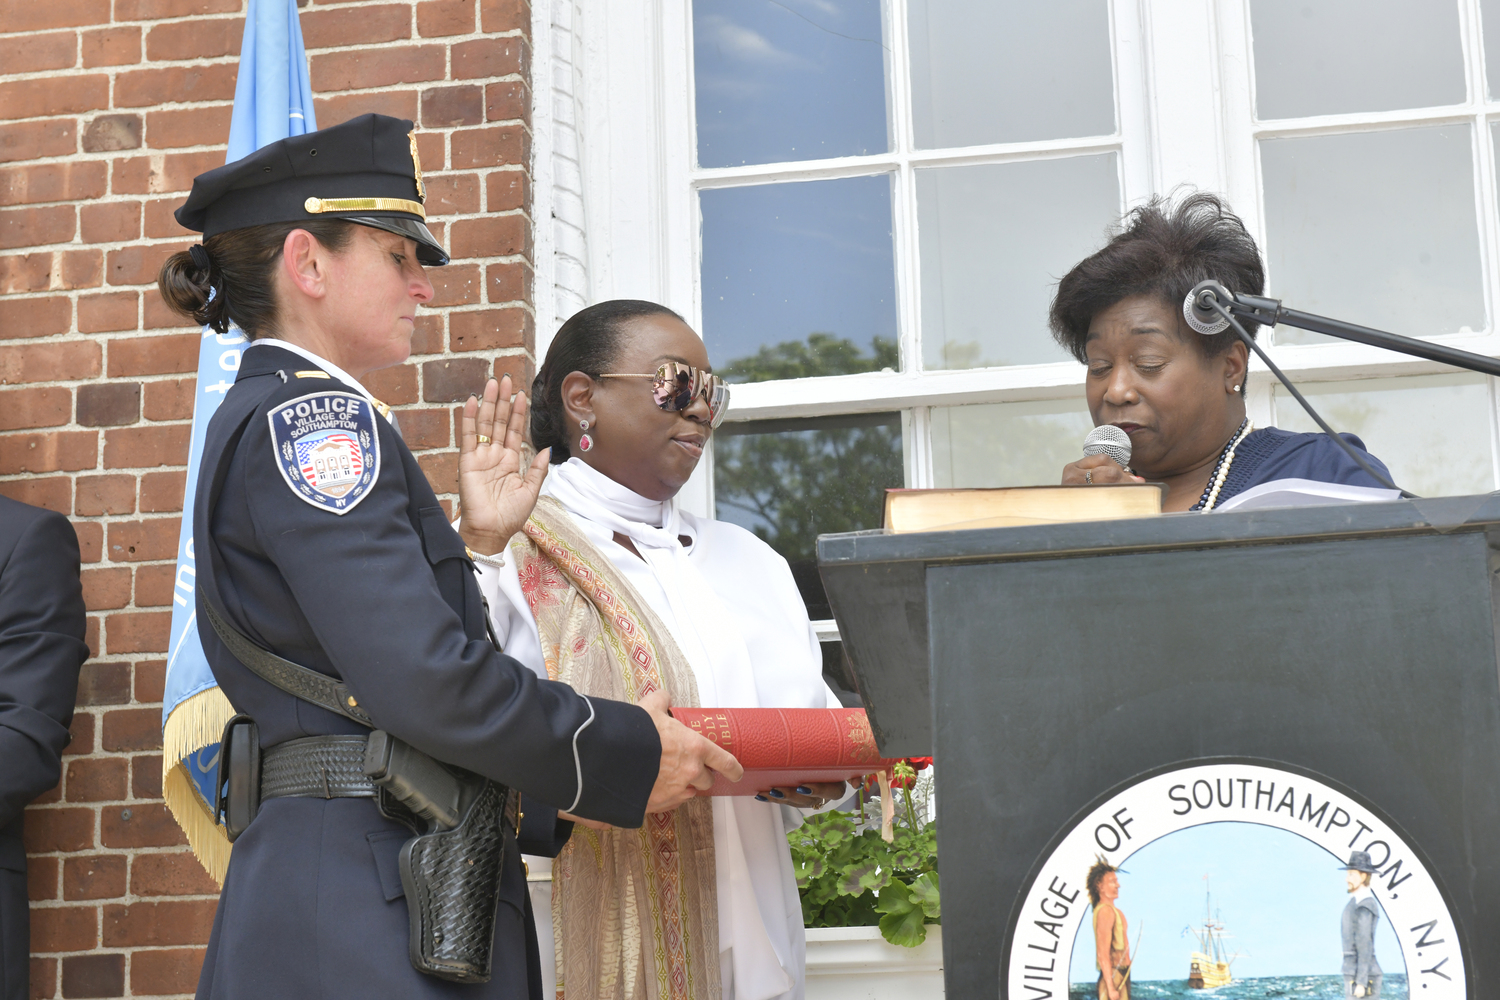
xmin=464 ymin=299 xmax=846 ymax=1000
xmin=1050 ymin=192 xmax=1392 ymax=511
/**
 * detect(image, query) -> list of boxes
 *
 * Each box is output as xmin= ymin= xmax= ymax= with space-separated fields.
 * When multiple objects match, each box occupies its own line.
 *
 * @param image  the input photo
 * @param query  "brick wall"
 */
xmin=0 ymin=1 xmax=536 ymax=996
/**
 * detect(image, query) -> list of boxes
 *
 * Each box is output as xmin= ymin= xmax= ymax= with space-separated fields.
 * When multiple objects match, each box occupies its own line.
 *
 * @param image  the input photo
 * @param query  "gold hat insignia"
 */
xmin=408 ymin=130 xmax=426 ymax=201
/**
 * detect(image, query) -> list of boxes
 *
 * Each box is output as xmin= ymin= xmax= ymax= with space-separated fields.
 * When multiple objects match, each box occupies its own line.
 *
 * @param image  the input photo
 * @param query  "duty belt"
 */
xmin=262 ymin=735 xmax=374 ymax=799
xmin=260 ymin=734 xmax=520 ymax=831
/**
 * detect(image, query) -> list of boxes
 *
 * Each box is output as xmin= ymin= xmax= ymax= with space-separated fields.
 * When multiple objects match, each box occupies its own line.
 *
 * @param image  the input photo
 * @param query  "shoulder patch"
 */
xmin=267 ymin=391 xmax=381 ymax=515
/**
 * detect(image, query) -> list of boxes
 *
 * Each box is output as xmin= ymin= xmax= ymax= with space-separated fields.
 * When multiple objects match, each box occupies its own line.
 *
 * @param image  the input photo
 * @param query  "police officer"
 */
xmin=159 ymin=113 xmax=741 ymax=1000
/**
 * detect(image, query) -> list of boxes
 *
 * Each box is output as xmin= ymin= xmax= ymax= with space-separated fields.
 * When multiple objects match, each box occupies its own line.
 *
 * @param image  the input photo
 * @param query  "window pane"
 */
xmin=918 ymin=153 xmax=1120 ymax=369
xmin=1250 ymin=0 xmax=1464 ymax=119
xmin=692 ymin=0 xmax=889 ymax=168
xmin=931 ymin=397 xmax=1095 ymax=489
xmin=907 ymin=0 xmax=1114 ymax=149
xmin=1486 ymin=0 xmax=1500 ymax=99
xmin=1273 ymin=374 xmax=1496 ymax=497
xmin=702 ymin=176 xmax=898 ymax=382
xmin=713 ymin=413 xmax=905 ymax=618
xmin=1260 ymin=125 xmax=1485 ymax=345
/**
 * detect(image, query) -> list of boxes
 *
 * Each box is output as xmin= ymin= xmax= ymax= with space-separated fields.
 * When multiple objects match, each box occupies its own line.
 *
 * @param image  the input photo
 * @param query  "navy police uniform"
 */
xmin=180 ymin=116 xmax=663 ymax=999
xmin=0 ymin=497 xmax=87 ymax=1000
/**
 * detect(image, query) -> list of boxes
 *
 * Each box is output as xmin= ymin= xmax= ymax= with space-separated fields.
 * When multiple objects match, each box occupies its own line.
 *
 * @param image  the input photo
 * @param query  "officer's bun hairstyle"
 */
xmin=158 ymin=219 xmax=355 ymax=338
xmin=531 ymin=299 xmax=684 ymax=463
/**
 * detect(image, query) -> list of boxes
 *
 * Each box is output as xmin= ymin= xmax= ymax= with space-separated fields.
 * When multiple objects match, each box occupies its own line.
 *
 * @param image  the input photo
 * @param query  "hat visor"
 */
xmin=345 ymin=216 xmax=450 ymax=266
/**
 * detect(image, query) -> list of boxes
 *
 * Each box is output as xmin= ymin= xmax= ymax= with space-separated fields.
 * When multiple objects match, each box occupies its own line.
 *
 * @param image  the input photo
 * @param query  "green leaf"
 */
xmin=874 ymin=879 xmax=912 ymax=915
xmin=910 ymin=871 xmax=941 ymax=919
xmin=794 ymin=857 xmax=825 ymax=889
xmin=837 ymin=860 xmax=890 ymax=896
xmin=875 ymin=882 xmax=927 ymax=947
xmin=878 ymin=906 xmax=928 ymax=947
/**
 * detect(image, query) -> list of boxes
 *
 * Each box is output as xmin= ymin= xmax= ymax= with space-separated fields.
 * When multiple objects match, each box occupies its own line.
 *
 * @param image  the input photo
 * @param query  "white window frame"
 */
xmin=540 ymin=0 xmax=1500 ymax=520
xmin=1215 ymin=0 xmax=1500 ymax=428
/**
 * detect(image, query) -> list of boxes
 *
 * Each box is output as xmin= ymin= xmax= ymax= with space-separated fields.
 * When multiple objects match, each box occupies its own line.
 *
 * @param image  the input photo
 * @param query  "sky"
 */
xmin=1067 ymin=821 xmax=1404 ymax=984
xmin=699 ymin=176 xmax=898 ymax=366
xmin=692 ymin=0 xmax=888 ymax=168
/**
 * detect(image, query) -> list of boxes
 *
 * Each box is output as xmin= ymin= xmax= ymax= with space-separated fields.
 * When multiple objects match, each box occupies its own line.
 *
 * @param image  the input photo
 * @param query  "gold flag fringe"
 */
xmin=161 ymin=685 xmax=238 ymax=884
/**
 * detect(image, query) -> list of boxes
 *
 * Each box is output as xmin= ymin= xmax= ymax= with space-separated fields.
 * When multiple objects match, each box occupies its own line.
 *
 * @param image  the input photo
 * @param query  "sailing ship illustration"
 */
xmin=1184 ymin=876 xmax=1238 ymax=989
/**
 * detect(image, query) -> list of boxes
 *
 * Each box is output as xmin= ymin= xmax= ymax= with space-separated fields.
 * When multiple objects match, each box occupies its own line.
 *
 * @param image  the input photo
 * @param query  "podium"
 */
xmin=818 ymin=495 xmax=1500 ymax=999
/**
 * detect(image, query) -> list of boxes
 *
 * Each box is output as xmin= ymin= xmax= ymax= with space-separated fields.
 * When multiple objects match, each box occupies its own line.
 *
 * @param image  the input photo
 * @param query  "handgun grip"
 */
xmin=364 ymin=730 xmax=465 ymax=830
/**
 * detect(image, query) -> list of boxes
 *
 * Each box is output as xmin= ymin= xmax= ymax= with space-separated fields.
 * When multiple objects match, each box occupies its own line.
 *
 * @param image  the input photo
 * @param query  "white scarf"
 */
xmin=542 ymin=459 xmax=796 ymax=1000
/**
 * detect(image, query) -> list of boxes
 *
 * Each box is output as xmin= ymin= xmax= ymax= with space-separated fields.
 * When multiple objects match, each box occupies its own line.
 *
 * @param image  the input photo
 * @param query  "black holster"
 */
xmin=216 ymin=715 xmax=261 ymax=843
xmin=398 ymin=777 xmax=511 ymax=983
xmin=364 ymin=729 xmax=513 ymax=983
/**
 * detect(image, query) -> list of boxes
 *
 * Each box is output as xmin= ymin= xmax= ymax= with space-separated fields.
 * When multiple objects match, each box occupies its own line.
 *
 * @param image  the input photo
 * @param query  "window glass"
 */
xmin=713 ymin=412 xmax=904 ymax=618
xmin=1250 ymin=0 xmax=1464 ymax=119
xmin=918 ymin=153 xmax=1121 ymax=370
xmin=1273 ymin=374 xmax=1496 ymax=498
xmin=1486 ymin=0 xmax=1500 ymax=99
xmin=930 ymin=397 xmax=1095 ymax=489
xmin=701 ymin=176 xmax=899 ymax=383
xmin=692 ymin=0 xmax=889 ymax=168
xmin=907 ymin=0 xmax=1114 ymax=149
xmin=1260 ymin=125 xmax=1485 ymax=345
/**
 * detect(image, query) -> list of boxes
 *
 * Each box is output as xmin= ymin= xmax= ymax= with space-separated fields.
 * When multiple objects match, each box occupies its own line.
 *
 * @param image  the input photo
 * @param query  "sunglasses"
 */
xmin=599 ymin=361 xmax=730 ymax=429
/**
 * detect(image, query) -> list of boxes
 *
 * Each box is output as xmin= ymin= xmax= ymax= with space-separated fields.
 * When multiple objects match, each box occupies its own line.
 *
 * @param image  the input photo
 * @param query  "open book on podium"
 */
xmin=670 ymin=707 xmax=898 ymax=795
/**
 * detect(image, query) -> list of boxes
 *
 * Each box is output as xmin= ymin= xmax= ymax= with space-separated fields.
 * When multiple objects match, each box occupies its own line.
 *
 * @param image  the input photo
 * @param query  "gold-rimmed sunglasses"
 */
xmin=598 ymin=361 xmax=730 ymax=429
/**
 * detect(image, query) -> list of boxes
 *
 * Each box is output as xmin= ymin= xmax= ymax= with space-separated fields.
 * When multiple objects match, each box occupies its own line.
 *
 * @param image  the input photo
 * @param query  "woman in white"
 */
xmin=461 ymin=300 xmax=844 ymax=1000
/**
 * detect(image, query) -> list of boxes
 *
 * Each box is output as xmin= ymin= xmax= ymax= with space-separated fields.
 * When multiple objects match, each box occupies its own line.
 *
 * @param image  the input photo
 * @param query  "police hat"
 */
xmin=176 ymin=113 xmax=449 ymax=266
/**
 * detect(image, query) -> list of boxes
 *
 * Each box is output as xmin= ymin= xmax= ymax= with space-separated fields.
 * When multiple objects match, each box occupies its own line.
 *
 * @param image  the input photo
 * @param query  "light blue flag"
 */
xmin=161 ymin=0 xmax=316 ymax=882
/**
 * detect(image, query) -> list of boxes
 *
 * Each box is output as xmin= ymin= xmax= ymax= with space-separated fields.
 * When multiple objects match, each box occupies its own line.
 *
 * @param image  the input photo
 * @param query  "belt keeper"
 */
xmin=322 ymin=766 xmax=331 ymax=799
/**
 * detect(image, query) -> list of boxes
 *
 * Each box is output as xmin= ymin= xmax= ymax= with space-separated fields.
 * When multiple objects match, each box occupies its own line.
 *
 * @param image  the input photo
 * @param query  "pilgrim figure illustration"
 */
xmin=1341 ymin=851 xmax=1383 ymax=999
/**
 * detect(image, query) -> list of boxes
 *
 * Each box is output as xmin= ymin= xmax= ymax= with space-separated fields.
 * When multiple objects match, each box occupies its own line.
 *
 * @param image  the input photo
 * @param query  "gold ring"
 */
xmin=476 ymin=434 xmax=491 ymax=444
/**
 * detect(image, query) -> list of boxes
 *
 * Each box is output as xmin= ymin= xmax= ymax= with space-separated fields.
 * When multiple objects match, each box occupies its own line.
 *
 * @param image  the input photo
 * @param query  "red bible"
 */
xmin=671 ymin=707 xmax=899 ymax=796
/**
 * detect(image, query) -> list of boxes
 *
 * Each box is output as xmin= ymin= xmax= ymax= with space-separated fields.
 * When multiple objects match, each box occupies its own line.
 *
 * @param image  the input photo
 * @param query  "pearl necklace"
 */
xmin=1192 ymin=418 xmax=1253 ymax=512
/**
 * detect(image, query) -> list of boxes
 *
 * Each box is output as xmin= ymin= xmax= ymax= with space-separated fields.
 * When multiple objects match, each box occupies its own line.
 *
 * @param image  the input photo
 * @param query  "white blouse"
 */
xmin=476 ymin=458 xmax=839 ymax=1000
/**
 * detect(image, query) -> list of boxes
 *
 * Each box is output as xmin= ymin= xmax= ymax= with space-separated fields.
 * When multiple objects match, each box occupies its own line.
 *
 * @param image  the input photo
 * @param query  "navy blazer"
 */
xmin=0 ymin=496 xmax=87 ymax=1000
xmin=192 ymin=345 xmax=661 ymax=1000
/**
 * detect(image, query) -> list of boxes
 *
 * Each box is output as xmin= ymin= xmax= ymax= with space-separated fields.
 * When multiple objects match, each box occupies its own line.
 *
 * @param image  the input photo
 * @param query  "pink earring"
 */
xmin=579 ymin=418 xmax=594 ymax=453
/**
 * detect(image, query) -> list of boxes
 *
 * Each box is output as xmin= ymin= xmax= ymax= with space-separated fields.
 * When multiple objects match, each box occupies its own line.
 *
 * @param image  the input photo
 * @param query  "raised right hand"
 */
xmin=457 ymin=375 xmax=550 ymax=555
xmin=639 ymin=689 xmax=744 ymax=813
xmin=1061 ymin=453 xmax=1144 ymax=486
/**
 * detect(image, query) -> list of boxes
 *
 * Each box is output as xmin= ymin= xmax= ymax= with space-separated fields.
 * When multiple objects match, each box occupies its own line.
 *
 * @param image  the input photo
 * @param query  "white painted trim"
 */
xmin=530 ymin=0 xmax=556 ymax=356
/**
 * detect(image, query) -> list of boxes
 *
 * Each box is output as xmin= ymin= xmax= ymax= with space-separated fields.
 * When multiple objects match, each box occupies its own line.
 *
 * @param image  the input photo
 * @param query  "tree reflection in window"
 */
xmin=712 ymin=334 xmax=904 ymax=620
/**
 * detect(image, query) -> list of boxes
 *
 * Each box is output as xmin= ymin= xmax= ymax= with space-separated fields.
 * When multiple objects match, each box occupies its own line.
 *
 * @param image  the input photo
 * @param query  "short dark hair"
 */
xmin=1049 ymin=191 xmax=1264 ymax=364
xmin=1086 ymin=856 xmax=1117 ymax=907
xmin=531 ymin=299 xmax=685 ymax=463
xmin=157 ymin=219 xmax=356 ymax=338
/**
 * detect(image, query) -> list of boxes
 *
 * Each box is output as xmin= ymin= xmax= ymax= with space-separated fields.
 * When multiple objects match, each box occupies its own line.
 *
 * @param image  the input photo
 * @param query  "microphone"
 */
xmin=1183 ymin=279 xmax=1233 ymax=335
xmin=1082 ymin=424 xmax=1131 ymax=469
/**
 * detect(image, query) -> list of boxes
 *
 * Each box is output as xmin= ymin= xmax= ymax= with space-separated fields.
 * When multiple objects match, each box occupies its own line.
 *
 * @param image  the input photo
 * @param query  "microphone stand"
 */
xmin=1198 ymin=295 xmax=1414 ymax=497
xmin=1218 ymin=292 xmax=1500 ymax=379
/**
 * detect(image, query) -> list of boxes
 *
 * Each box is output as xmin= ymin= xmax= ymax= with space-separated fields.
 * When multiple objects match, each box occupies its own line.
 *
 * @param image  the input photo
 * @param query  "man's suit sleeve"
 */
xmin=0 ymin=511 xmax=88 ymax=829
xmin=241 ymin=387 xmax=659 ymax=827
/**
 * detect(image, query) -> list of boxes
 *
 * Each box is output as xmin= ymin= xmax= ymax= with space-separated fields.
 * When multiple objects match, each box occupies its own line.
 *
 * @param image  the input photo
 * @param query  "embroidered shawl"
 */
xmin=511 ymin=496 xmax=720 ymax=1000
